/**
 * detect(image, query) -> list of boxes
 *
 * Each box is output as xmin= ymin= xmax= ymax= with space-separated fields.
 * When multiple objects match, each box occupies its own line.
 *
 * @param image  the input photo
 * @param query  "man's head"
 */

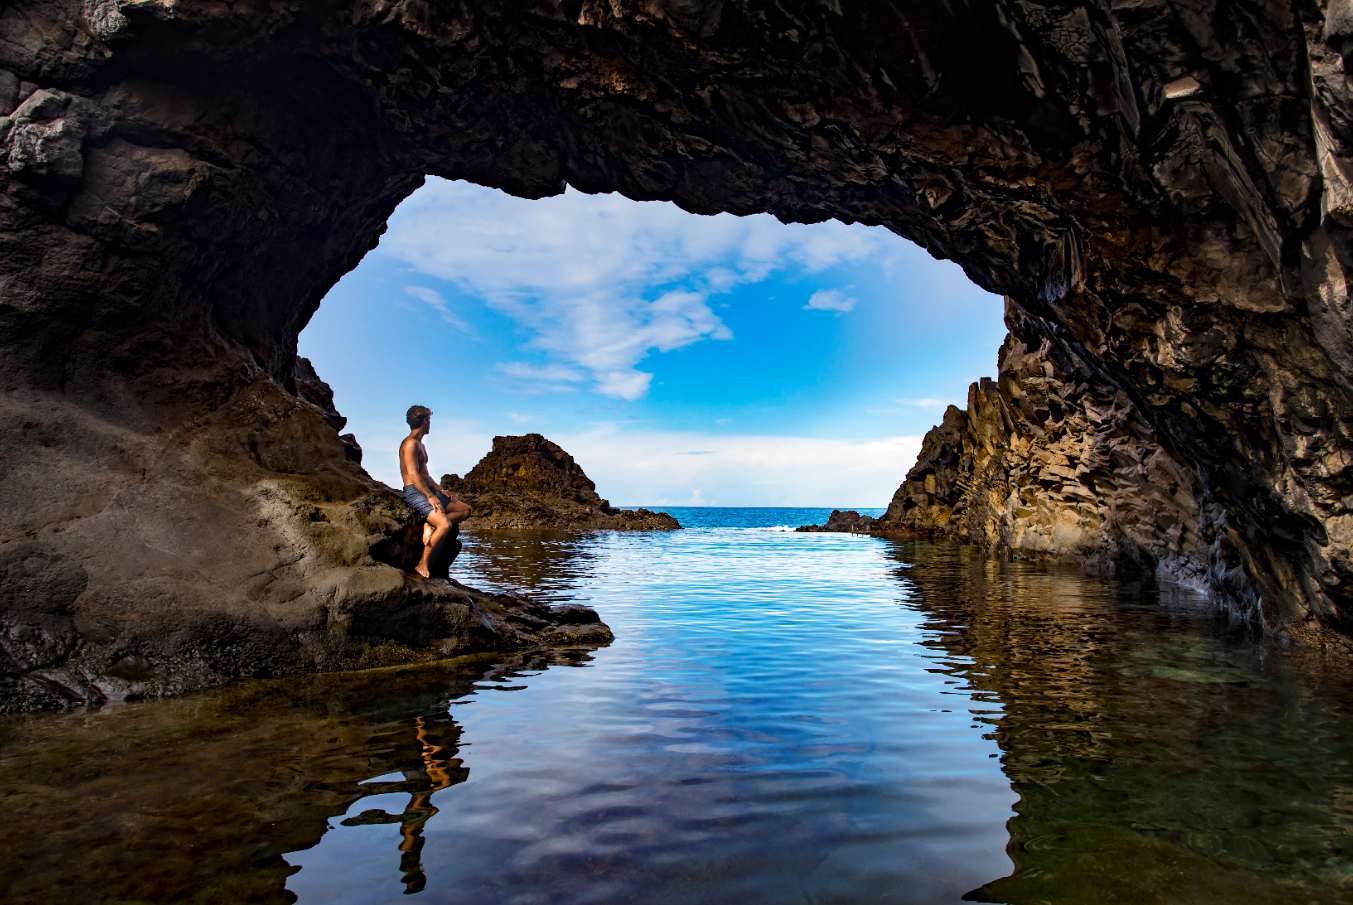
xmin=406 ymin=405 xmax=432 ymax=433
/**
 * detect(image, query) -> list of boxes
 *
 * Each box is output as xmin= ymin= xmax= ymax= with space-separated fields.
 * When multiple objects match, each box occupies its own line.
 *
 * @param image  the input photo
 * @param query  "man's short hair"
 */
xmin=406 ymin=405 xmax=432 ymax=429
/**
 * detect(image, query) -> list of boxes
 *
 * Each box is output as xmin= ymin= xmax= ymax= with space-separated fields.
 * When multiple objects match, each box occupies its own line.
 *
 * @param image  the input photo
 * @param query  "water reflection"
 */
xmin=884 ymin=540 xmax=1353 ymax=904
xmin=3 ymin=530 xmax=1353 ymax=904
xmin=453 ymin=530 xmax=601 ymax=602
xmin=0 ymin=650 xmax=594 ymax=905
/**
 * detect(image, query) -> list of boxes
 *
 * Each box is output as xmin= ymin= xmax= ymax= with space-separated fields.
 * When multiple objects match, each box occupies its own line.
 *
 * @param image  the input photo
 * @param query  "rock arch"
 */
xmin=3 ymin=0 xmax=1352 ymax=708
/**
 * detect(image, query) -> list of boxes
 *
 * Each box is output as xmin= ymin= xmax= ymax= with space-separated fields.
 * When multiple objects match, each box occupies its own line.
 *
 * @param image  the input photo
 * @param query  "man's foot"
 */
xmin=415 ymin=564 xmax=431 ymax=579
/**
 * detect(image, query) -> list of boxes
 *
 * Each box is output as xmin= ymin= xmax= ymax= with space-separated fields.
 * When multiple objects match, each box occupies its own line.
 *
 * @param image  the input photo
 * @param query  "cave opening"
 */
xmin=298 ymin=177 xmax=1006 ymax=507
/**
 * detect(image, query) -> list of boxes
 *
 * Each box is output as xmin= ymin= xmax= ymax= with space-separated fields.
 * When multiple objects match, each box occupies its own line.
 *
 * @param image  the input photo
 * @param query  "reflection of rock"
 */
xmin=888 ymin=540 xmax=1353 ymax=905
xmin=796 ymin=510 xmax=877 ymax=533
xmin=877 ymin=301 xmax=1216 ymax=593
xmin=0 ymin=650 xmax=595 ymax=903
xmin=442 ymin=434 xmax=680 ymax=531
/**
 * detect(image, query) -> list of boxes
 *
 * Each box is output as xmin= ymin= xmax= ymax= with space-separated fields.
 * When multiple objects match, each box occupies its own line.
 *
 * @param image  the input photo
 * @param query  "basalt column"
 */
xmin=2 ymin=0 xmax=1353 ymax=711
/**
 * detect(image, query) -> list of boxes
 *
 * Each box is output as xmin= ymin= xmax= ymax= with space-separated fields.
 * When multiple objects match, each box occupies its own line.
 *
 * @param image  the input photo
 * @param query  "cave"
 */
xmin=3 ymin=0 xmax=1352 ymax=711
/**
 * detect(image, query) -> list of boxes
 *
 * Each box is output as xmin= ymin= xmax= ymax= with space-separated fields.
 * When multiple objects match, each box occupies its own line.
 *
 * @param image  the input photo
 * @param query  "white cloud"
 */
xmin=895 ymin=396 xmax=952 ymax=409
xmin=804 ymin=289 xmax=857 ymax=312
xmin=383 ymin=179 xmax=893 ymax=399
xmin=405 ymin=286 xmax=473 ymax=333
xmin=496 ymin=362 xmax=583 ymax=382
xmin=360 ymin=420 xmax=922 ymax=507
xmin=543 ymin=427 xmax=922 ymax=507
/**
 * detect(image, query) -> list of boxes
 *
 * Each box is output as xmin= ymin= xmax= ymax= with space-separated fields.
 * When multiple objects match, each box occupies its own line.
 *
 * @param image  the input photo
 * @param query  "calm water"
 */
xmin=3 ymin=510 xmax=1353 ymax=904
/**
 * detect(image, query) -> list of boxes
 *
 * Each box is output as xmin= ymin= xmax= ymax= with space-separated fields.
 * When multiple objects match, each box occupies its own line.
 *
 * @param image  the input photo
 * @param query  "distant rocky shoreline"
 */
xmin=441 ymin=434 xmax=681 ymax=532
xmin=795 ymin=510 xmax=879 ymax=534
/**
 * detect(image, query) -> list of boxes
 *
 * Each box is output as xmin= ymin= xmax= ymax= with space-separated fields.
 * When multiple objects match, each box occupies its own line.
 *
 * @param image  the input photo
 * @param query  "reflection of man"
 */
xmin=399 ymin=406 xmax=471 ymax=579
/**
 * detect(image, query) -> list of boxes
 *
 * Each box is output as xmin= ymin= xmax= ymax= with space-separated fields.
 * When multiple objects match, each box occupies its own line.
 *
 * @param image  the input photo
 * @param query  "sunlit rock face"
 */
xmin=441 ymin=434 xmax=681 ymax=530
xmin=877 ymin=300 xmax=1225 ymax=599
xmin=2 ymin=0 xmax=1353 ymax=711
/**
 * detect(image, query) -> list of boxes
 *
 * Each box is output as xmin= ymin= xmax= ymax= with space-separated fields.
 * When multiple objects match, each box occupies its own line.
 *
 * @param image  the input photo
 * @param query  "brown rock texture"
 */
xmin=441 ymin=434 xmax=680 ymax=530
xmin=878 ymin=300 xmax=1222 ymax=596
xmin=3 ymin=0 xmax=1353 ymax=711
xmin=796 ymin=510 xmax=877 ymax=534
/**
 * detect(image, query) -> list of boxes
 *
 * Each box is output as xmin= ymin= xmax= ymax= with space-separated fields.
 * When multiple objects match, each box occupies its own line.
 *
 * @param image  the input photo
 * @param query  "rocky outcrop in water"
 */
xmin=4 ymin=0 xmax=1353 ymax=711
xmin=876 ymin=300 xmax=1222 ymax=594
xmin=441 ymin=434 xmax=680 ymax=531
xmin=796 ymin=510 xmax=877 ymax=534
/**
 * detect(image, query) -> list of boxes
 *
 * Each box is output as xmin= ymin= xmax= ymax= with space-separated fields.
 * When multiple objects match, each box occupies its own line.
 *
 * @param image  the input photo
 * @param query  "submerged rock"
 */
xmin=442 ymin=434 xmax=680 ymax=531
xmin=796 ymin=510 xmax=878 ymax=534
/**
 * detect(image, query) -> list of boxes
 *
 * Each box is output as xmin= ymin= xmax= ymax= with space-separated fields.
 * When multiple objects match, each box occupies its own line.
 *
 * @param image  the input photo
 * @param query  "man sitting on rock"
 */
xmin=399 ymin=405 xmax=472 ymax=579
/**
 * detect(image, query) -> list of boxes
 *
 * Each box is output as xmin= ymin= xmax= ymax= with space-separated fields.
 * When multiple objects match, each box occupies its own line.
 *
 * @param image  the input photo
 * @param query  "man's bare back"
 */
xmin=398 ymin=406 xmax=471 ymax=578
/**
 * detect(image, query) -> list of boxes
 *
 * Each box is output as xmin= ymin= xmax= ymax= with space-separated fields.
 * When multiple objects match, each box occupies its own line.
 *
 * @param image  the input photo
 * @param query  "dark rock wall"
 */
xmin=878 ymin=299 xmax=1227 ymax=601
xmin=442 ymin=433 xmax=680 ymax=530
xmin=2 ymin=0 xmax=1353 ymax=696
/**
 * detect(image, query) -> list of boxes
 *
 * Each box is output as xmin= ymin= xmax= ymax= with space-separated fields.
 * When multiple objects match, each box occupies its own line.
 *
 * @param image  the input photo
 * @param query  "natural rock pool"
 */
xmin=3 ymin=509 xmax=1352 ymax=904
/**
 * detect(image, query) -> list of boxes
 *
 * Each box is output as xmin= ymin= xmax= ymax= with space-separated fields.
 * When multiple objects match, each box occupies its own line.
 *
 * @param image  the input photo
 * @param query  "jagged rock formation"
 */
xmin=294 ymin=355 xmax=364 ymax=465
xmin=4 ymin=0 xmax=1353 ymax=698
xmin=796 ymin=510 xmax=877 ymax=534
xmin=878 ymin=300 xmax=1222 ymax=594
xmin=441 ymin=434 xmax=680 ymax=530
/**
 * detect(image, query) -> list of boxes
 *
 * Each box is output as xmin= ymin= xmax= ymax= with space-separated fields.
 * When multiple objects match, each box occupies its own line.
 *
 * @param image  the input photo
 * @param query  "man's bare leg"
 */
xmin=443 ymin=500 xmax=472 ymax=526
xmin=416 ymin=510 xmax=452 ymax=579
xmin=424 ymin=501 xmax=471 ymax=579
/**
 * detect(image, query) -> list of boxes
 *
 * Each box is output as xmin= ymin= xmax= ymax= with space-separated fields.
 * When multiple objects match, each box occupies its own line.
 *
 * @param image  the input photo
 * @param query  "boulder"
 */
xmin=796 ymin=510 xmax=878 ymax=533
xmin=442 ymin=434 xmax=680 ymax=531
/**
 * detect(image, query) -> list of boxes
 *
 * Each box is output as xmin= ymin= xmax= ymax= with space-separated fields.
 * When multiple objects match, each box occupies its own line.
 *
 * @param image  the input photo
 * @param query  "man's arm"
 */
xmin=417 ymin=463 xmax=449 ymax=510
xmin=400 ymin=439 xmax=445 ymax=511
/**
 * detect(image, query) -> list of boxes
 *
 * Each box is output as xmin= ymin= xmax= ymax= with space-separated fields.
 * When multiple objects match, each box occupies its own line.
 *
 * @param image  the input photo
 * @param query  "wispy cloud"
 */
xmin=504 ymin=411 xmax=545 ymax=425
xmin=894 ymin=396 xmax=951 ymax=409
xmin=804 ymin=288 xmax=857 ymax=313
xmin=492 ymin=362 xmax=585 ymax=394
xmin=383 ymin=179 xmax=894 ymax=400
xmin=405 ymin=286 xmax=474 ymax=333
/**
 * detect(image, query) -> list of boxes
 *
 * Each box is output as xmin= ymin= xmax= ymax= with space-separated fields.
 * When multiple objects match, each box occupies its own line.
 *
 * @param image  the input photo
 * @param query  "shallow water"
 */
xmin=3 ymin=513 xmax=1353 ymax=904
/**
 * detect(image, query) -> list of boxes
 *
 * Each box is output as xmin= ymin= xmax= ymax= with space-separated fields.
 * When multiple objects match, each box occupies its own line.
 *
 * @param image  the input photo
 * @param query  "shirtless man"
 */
xmin=399 ymin=405 xmax=472 ymax=579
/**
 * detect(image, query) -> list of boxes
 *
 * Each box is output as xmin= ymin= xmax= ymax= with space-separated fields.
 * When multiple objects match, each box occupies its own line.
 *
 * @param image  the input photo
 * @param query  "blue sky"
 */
xmin=300 ymin=178 xmax=1007 ymax=506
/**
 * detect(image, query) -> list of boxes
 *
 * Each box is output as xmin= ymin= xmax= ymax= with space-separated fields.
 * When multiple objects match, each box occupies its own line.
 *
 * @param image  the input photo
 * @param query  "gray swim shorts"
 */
xmin=402 ymin=484 xmax=451 ymax=519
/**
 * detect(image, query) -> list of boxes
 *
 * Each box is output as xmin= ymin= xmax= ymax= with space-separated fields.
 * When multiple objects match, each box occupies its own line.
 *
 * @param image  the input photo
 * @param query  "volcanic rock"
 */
xmin=877 ymin=300 xmax=1218 ymax=594
xmin=441 ymin=434 xmax=680 ymax=531
xmin=4 ymin=0 xmax=1353 ymax=712
xmin=796 ymin=510 xmax=878 ymax=534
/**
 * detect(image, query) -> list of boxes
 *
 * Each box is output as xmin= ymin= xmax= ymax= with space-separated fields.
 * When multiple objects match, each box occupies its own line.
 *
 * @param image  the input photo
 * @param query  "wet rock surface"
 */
xmin=441 ymin=434 xmax=680 ymax=531
xmin=796 ymin=510 xmax=877 ymax=534
xmin=3 ymin=0 xmax=1353 ymax=707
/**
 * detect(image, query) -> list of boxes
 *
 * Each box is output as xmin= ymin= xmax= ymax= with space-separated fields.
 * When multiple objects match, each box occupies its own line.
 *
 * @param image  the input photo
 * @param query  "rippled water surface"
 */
xmin=4 ymin=510 xmax=1353 ymax=904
